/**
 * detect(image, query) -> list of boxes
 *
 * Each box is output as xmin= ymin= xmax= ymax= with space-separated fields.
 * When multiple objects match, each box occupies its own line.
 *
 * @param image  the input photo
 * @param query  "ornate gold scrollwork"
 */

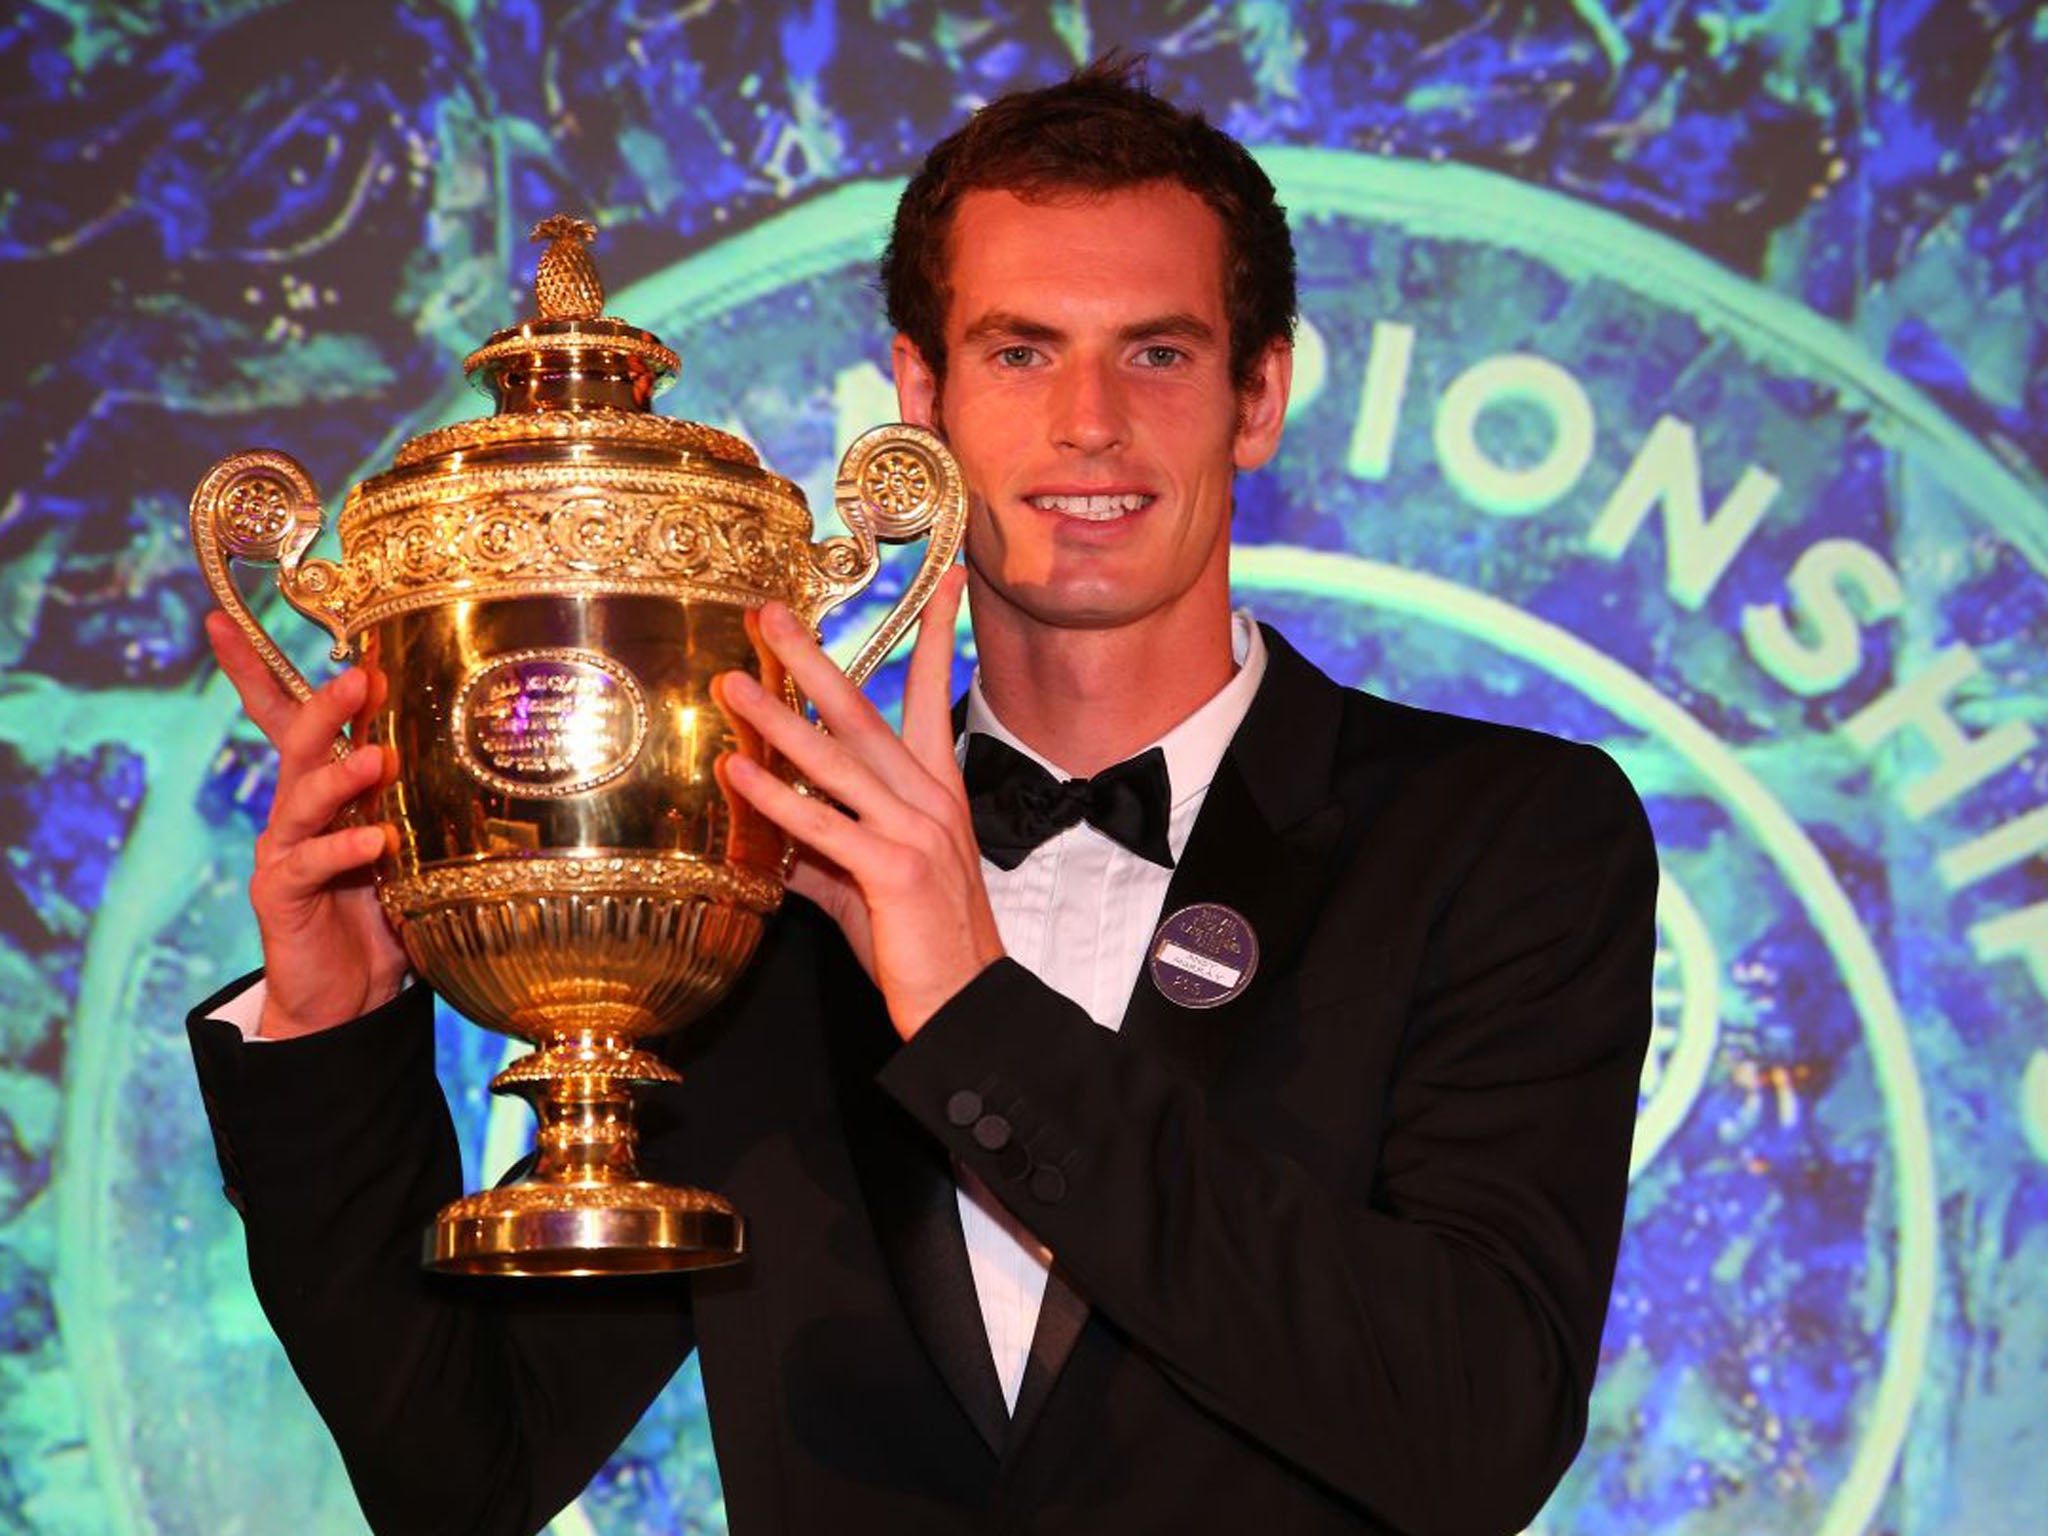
xmin=812 ymin=423 xmax=969 ymax=685
xmin=392 ymin=408 xmax=755 ymax=469
xmin=380 ymin=855 xmax=785 ymax=919
xmin=189 ymin=448 xmax=354 ymax=700
xmin=327 ymin=474 xmax=822 ymax=632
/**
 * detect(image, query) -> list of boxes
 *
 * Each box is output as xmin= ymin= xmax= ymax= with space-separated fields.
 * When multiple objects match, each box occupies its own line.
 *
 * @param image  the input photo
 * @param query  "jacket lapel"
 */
xmin=1005 ymin=626 xmax=1350 ymax=1448
xmin=1113 ymin=751 xmax=1343 ymax=1077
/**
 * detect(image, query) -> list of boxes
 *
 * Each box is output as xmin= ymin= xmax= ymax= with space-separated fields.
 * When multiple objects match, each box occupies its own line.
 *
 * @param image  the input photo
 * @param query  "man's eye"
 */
xmin=1137 ymin=345 xmax=1185 ymax=367
xmin=996 ymin=346 xmax=1040 ymax=367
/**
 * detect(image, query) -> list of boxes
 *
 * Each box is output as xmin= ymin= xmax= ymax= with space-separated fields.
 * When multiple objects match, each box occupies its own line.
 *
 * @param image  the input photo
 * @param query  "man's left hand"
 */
xmin=713 ymin=567 xmax=1004 ymax=1041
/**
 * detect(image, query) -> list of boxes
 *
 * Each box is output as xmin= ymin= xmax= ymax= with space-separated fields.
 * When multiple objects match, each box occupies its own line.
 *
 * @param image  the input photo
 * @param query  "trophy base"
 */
xmin=427 ymin=1181 xmax=746 ymax=1276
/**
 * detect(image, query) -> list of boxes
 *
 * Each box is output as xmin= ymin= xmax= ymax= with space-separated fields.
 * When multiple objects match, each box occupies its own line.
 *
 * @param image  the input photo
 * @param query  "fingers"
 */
xmin=251 ymin=823 xmax=388 ymax=912
xmin=716 ymin=668 xmax=932 ymax=831
xmin=211 ymin=606 xmax=386 ymax=843
xmin=721 ymin=752 xmax=913 ymax=888
xmin=266 ymin=744 xmax=386 ymax=844
xmin=206 ymin=608 xmax=370 ymax=783
xmin=783 ymin=851 xmax=867 ymax=935
xmin=900 ymin=566 xmax=968 ymax=770
xmin=755 ymin=602 xmax=905 ymax=761
xmin=720 ymin=603 xmax=960 ymax=824
xmin=784 ymin=850 xmax=849 ymax=906
xmin=250 ymin=823 xmax=387 ymax=946
xmin=276 ymin=666 xmax=367 ymax=782
xmin=206 ymin=609 xmax=302 ymax=746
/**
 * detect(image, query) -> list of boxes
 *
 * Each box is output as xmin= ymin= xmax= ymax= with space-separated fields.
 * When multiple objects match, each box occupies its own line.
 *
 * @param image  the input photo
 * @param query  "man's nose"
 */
xmin=1050 ymin=358 xmax=1127 ymax=453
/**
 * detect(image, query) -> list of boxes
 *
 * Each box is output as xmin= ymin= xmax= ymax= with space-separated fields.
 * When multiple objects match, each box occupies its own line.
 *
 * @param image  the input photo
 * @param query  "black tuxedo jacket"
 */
xmin=188 ymin=627 xmax=1657 ymax=1536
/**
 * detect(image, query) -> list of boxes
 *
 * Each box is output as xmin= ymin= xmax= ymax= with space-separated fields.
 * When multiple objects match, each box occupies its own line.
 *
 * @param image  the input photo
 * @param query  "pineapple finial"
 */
xmin=530 ymin=215 xmax=604 ymax=321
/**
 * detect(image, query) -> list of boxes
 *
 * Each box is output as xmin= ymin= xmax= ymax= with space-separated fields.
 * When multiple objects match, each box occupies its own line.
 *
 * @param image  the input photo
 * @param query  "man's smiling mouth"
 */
xmin=1026 ymin=492 xmax=1155 ymax=521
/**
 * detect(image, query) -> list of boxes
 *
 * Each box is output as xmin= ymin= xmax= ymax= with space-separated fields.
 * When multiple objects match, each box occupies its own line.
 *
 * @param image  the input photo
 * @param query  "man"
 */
xmin=190 ymin=57 xmax=1656 ymax=1535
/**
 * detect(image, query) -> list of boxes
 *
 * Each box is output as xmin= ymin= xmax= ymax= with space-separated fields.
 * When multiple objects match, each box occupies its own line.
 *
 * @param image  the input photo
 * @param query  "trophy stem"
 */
xmin=424 ymin=1037 xmax=745 ymax=1277
xmin=530 ymin=1070 xmax=640 ymax=1185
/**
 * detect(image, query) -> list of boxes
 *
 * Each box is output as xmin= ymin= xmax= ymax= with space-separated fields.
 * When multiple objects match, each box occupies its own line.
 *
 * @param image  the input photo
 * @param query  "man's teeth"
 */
xmin=1028 ymin=493 xmax=1152 ymax=520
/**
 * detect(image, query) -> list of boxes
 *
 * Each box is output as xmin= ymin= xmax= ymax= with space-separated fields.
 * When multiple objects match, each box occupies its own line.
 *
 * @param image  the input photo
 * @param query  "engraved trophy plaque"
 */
xmin=190 ymin=216 xmax=967 ymax=1276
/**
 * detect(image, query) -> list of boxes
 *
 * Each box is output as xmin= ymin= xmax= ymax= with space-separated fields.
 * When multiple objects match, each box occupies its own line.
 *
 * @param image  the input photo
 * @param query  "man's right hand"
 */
xmin=206 ymin=610 xmax=409 ymax=1039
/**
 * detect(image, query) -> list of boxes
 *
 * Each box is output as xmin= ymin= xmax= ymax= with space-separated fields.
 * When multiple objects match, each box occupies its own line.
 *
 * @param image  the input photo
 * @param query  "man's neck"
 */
xmin=969 ymin=595 xmax=1239 ymax=778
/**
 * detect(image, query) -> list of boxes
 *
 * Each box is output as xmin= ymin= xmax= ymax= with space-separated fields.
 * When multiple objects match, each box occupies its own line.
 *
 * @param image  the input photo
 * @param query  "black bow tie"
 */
xmin=962 ymin=734 xmax=1176 ymax=872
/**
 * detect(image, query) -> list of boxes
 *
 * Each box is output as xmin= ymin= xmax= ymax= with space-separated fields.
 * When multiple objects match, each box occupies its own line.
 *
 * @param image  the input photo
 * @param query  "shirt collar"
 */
xmin=963 ymin=610 xmax=1267 ymax=812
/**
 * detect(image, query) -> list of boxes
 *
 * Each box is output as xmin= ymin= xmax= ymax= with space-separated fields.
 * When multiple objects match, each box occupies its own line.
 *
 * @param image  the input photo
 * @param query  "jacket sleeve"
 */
xmin=188 ymin=977 xmax=697 ymax=1536
xmin=875 ymin=743 xmax=1657 ymax=1536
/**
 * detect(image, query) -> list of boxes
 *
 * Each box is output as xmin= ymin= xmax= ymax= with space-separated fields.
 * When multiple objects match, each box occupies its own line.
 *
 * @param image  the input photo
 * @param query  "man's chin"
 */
xmin=985 ymin=585 xmax=1159 ymax=634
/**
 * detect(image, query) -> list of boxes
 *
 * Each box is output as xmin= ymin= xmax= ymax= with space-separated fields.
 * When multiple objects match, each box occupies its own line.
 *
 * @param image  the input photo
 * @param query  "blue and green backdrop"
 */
xmin=2 ymin=2 xmax=2044 ymax=1532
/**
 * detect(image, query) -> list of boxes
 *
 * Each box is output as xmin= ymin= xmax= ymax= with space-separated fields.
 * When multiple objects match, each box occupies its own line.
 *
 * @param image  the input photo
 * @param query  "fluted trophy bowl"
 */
xmin=189 ymin=216 xmax=966 ymax=1276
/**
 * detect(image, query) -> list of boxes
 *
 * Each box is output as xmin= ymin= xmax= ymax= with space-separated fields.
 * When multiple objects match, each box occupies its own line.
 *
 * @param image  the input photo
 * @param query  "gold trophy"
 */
xmin=190 ymin=216 xmax=966 ymax=1277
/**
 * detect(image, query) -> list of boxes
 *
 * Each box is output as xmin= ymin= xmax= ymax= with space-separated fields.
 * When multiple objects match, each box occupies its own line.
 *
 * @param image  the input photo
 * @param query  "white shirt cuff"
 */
xmin=209 ymin=975 xmax=271 ymax=1042
xmin=206 ymin=974 xmax=417 ymax=1042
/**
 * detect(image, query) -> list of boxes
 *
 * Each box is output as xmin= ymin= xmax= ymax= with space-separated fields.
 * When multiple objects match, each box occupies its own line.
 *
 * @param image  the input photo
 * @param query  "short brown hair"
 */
xmin=881 ymin=52 xmax=1297 ymax=395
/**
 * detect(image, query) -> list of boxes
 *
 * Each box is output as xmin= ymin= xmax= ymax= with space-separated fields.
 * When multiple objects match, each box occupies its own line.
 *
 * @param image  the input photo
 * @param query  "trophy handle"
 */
xmin=806 ymin=423 xmax=969 ymax=686
xmin=189 ymin=448 xmax=356 ymax=700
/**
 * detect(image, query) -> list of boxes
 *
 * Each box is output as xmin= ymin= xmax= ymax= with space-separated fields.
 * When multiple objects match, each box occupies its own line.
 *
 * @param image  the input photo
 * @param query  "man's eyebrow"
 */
xmin=957 ymin=311 xmax=1220 ymax=345
xmin=1118 ymin=312 xmax=1217 ymax=344
xmin=960 ymin=311 xmax=1064 ymax=345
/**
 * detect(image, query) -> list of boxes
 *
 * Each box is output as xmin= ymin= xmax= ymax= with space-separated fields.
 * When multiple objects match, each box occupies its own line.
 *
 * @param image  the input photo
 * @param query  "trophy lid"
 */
xmin=391 ymin=216 xmax=760 ymax=469
xmin=233 ymin=211 xmax=955 ymax=660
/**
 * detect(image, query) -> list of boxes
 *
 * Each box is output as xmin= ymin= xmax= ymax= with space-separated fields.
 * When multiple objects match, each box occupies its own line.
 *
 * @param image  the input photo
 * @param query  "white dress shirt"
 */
xmin=957 ymin=611 xmax=1266 ymax=1409
xmin=210 ymin=612 xmax=1271 ymax=1416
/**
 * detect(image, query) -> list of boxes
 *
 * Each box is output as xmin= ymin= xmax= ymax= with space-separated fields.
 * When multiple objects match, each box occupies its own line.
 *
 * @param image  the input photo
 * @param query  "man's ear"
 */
xmin=1232 ymin=340 xmax=1294 ymax=472
xmin=892 ymin=334 xmax=940 ymax=429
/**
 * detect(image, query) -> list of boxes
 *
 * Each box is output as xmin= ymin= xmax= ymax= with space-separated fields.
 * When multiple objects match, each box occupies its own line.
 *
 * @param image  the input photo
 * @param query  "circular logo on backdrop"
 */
xmin=604 ymin=152 xmax=2042 ymax=1536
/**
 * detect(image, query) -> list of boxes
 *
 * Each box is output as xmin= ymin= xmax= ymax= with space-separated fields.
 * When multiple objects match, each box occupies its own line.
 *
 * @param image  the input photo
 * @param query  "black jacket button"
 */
xmin=945 ymin=1089 xmax=983 ymax=1127
xmin=971 ymin=1114 xmax=1011 ymax=1151
xmin=1028 ymin=1165 xmax=1067 ymax=1204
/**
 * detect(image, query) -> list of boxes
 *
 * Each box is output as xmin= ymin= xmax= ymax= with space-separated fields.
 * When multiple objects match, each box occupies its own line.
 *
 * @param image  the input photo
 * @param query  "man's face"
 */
xmin=893 ymin=181 xmax=1289 ymax=639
